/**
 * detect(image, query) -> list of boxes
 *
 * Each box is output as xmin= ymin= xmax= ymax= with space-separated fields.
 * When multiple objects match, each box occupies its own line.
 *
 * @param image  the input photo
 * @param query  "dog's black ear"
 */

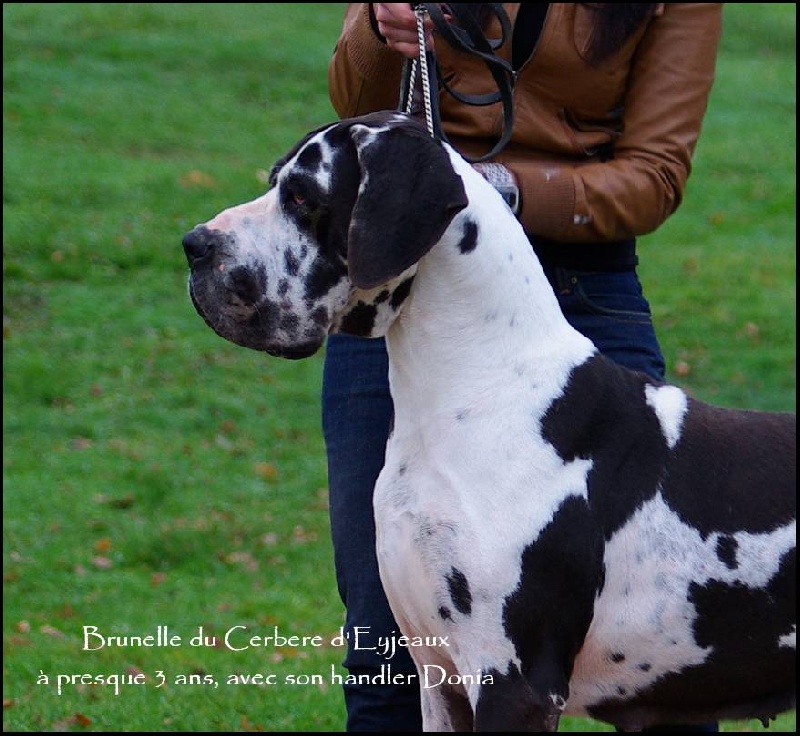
xmin=346 ymin=122 xmax=468 ymax=290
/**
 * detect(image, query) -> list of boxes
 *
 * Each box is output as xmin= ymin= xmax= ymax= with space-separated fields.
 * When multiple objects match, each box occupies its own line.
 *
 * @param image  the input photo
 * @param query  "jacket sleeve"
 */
xmin=328 ymin=4 xmax=407 ymax=117
xmin=509 ymin=3 xmax=722 ymax=242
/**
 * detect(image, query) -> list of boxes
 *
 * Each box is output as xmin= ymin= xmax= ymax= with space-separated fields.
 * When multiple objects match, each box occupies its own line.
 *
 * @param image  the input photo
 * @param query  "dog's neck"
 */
xmin=385 ymin=154 xmax=595 ymax=421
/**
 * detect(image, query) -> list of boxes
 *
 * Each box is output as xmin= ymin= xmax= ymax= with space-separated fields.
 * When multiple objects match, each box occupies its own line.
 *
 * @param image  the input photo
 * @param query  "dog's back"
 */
xmin=540 ymin=355 xmax=796 ymax=728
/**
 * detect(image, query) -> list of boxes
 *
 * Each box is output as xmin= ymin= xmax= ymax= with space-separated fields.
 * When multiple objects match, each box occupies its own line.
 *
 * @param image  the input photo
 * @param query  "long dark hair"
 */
xmin=457 ymin=3 xmax=659 ymax=64
xmin=583 ymin=4 xmax=659 ymax=64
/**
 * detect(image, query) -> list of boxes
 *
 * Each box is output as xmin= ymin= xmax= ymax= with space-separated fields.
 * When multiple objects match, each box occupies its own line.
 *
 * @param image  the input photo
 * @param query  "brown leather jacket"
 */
xmin=328 ymin=3 xmax=723 ymax=244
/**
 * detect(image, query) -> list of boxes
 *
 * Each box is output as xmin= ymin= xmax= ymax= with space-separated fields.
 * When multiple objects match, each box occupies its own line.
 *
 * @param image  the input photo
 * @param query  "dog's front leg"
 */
xmin=411 ymin=639 xmax=568 ymax=731
xmin=474 ymin=663 xmax=565 ymax=732
xmin=420 ymin=680 xmax=474 ymax=731
xmin=398 ymin=645 xmax=475 ymax=731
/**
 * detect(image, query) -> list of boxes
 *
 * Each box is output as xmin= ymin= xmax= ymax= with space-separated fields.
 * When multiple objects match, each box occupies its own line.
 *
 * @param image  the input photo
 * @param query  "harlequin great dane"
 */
xmin=183 ymin=111 xmax=796 ymax=732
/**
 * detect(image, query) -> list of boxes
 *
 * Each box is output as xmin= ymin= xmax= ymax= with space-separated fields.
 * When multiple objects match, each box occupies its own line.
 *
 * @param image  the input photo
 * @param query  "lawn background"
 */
xmin=3 ymin=3 xmax=795 ymax=732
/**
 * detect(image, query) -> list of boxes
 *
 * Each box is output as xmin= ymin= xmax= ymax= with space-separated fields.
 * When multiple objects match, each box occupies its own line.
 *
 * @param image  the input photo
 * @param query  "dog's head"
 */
xmin=182 ymin=112 xmax=468 ymax=358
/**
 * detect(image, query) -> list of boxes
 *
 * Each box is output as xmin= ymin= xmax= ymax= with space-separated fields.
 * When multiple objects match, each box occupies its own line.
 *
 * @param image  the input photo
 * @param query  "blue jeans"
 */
xmin=322 ymin=267 xmax=716 ymax=732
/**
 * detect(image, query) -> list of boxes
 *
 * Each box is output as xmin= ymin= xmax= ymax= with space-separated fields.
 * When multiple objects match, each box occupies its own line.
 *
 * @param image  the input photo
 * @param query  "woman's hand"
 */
xmin=372 ymin=3 xmax=435 ymax=58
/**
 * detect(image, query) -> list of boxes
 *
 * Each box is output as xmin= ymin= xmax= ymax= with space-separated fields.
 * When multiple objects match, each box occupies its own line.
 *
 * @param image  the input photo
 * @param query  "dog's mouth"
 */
xmin=265 ymin=343 xmax=320 ymax=360
xmin=187 ymin=273 xmax=324 ymax=359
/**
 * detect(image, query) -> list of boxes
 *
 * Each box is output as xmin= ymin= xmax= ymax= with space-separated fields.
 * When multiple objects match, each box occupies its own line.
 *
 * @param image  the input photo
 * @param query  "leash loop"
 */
xmin=414 ymin=6 xmax=436 ymax=138
xmin=397 ymin=3 xmax=515 ymax=163
xmin=400 ymin=5 xmax=442 ymax=141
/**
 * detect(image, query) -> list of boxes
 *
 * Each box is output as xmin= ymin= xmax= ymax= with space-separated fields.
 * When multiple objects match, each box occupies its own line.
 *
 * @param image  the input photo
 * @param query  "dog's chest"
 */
xmin=372 ymin=386 xmax=595 ymax=628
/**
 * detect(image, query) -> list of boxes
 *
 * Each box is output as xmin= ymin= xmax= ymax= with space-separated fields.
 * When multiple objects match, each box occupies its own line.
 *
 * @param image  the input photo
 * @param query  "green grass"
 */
xmin=3 ymin=3 xmax=795 ymax=732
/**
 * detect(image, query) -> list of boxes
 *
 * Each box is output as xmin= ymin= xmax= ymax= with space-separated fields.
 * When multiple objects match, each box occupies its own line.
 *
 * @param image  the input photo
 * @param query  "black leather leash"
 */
xmin=398 ymin=3 xmax=515 ymax=163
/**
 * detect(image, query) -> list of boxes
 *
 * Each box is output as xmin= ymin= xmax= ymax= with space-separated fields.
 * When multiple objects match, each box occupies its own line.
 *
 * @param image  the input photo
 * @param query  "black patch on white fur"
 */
xmin=661 ymin=403 xmax=795 ymax=536
xmin=228 ymin=265 xmax=265 ymax=306
xmin=310 ymin=306 xmax=328 ymax=326
xmin=458 ymin=219 xmax=479 ymax=254
xmin=589 ymin=549 xmax=796 ymax=726
xmin=390 ymin=276 xmax=415 ymax=310
xmin=540 ymin=354 xmax=667 ymax=538
xmin=278 ymin=312 xmax=299 ymax=333
xmin=295 ymin=141 xmax=323 ymax=171
xmin=716 ymin=535 xmax=738 ymax=569
xmin=446 ymin=567 xmax=472 ymax=616
xmin=340 ymin=302 xmax=378 ymax=336
xmin=284 ymin=249 xmax=300 ymax=277
xmin=503 ymin=495 xmax=603 ymax=712
xmin=305 ymin=257 xmax=346 ymax=302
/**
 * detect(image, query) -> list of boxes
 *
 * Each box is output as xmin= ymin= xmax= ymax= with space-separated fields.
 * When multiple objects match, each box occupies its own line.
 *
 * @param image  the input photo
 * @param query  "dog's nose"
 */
xmin=183 ymin=226 xmax=219 ymax=266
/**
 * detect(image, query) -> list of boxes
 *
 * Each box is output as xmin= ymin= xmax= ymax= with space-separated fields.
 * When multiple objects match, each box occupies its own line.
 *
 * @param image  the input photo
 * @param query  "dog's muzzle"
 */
xmin=183 ymin=226 xmax=265 ymax=313
xmin=183 ymin=226 xmax=263 ymax=319
xmin=182 ymin=226 xmax=319 ymax=359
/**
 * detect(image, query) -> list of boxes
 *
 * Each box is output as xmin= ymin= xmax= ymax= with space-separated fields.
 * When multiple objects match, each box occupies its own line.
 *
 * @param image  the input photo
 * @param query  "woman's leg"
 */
xmin=322 ymin=333 xmax=422 ymax=731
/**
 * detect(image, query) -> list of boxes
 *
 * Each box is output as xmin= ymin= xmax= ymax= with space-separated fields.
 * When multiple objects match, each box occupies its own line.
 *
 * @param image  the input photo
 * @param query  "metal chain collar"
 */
xmin=402 ymin=6 xmax=436 ymax=138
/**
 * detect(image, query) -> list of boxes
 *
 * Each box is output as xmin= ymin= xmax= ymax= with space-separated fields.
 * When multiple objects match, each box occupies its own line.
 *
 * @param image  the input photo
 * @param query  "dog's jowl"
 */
xmin=184 ymin=111 xmax=796 ymax=732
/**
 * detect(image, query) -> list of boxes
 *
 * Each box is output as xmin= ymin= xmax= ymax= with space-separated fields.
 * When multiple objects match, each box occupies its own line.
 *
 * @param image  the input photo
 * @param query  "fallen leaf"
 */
xmin=53 ymin=713 xmax=92 ymax=730
xmin=180 ymin=170 xmax=216 ymax=189
xmin=73 ymin=713 xmax=92 ymax=727
xmin=673 ymin=360 xmax=691 ymax=377
xmin=224 ymin=551 xmax=258 ymax=571
xmin=91 ymin=556 xmax=113 ymax=570
xmin=741 ymin=321 xmax=760 ymax=341
xmin=240 ymin=714 xmax=265 ymax=732
xmin=40 ymin=625 xmax=65 ymax=638
xmin=254 ymin=462 xmax=278 ymax=481
xmin=219 ymin=419 xmax=237 ymax=434
xmin=292 ymin=525 xmax=317 ymax=543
